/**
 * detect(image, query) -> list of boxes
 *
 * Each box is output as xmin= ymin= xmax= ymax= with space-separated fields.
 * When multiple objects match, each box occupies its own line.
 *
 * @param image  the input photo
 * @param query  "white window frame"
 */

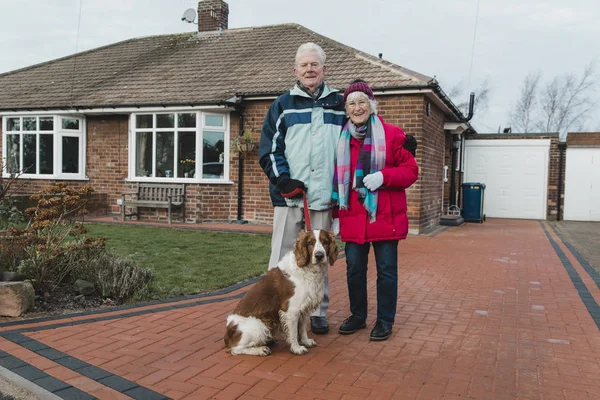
xmin=128 ymin=110 xmax=230 ymax=183
xmin=1 ymin=115 xmax=87 ymax=180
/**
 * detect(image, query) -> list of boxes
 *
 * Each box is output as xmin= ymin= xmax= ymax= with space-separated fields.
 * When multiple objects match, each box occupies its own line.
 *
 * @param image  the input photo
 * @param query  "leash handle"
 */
xmin=302 ymin=190 xmax=311 ymax=231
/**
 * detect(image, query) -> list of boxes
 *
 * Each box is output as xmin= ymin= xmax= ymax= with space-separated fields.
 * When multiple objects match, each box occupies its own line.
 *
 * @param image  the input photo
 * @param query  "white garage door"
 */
xmin=464 ymin=139 xmax=550 ymax=219
xmin=564 ymin=148 xmax=600 ymax=221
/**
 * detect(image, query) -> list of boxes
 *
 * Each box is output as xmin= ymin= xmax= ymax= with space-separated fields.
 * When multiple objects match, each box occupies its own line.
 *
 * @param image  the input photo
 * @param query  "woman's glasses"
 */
xmin=346 ymin=99 xmax=369 ymax=109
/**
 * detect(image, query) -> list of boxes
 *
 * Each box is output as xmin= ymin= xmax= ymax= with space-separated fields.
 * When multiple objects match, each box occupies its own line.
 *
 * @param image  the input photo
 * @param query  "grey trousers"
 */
xmin=268 ymin=206 xmax=333 ymax=318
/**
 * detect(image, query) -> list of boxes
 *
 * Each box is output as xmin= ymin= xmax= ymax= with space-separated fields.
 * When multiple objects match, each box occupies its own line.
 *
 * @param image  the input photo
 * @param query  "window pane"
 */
xmin=40 ymin=117 xmax=54 ymax=131
xmin=202 ymin=131 xmax=225 ymax=179
xmin=7 ymin=118 xmax=20 ymax=131
xmin=136 ymin=114 xmax=153 ymax=129
xmin=156 ymin=114 xmax=174 ymax=128
xmin=23 ymin=117 xmax=36 ymax=131
xmin=39 ymin=134 xmax=54 ymax=174
xmin=156 ymin=132 xmax=174 ymax=178
xmin=62 ymin=137 xmax=79 ymax=173
xmin=178 ymin=113 xmax=196 ymax=128
xmin=62 ymin=118 xmax=80 ymax=130
xmin=6 ymin=135 xmax=20 ymax=172
xmin=205 ymin=115 xmax=224 ymax=127
xmin=177 ymin=132 xmax=196 ymax=178
xmin=135 ymin=132 xmax=153 ymax=177
xmin=23 ymin=134 xmax=37 ymax=174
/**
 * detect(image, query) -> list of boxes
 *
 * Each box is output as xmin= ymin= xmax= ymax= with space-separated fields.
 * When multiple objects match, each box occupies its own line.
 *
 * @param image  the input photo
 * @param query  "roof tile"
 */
xmin=0 ymin=24 xmax=431 ymax=111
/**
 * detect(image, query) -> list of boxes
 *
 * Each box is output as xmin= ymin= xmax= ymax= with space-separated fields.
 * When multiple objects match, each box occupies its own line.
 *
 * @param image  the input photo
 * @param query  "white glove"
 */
xmin=332 ymin=218 xmax=340 ymax=236
xmin=363 ymin=171 xmax=384 ymax=191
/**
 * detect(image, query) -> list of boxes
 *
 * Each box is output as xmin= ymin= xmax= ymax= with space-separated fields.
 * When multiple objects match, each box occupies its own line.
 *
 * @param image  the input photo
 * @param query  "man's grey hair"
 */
xmin=295 ymin=42 xmax=326 ymax=66
xmin=346 ymin=91 xmax=378 ymax=115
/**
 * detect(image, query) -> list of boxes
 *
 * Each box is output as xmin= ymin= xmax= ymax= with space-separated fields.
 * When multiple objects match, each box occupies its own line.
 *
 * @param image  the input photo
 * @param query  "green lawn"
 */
xmin=85 ymin=223 xmax=271 ymax=299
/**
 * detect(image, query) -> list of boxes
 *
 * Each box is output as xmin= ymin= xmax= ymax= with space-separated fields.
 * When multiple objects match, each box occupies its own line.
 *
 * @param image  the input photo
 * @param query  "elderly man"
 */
xmin=259 ymin=42 xmax=345 ymax=334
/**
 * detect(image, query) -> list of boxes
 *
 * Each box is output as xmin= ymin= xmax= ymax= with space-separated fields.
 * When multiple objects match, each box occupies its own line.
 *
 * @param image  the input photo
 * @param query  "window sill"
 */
xmin=125 ymin=178 xmax=234 ymax=185
xmin=2 ymin=174 xmax=89 ymax=181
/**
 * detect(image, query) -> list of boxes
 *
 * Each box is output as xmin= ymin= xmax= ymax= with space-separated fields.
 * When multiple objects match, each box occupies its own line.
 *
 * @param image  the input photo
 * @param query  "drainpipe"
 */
xmin=225 ymin=95 xmax=247 ymax=224
xmin=557 ymin=141 xmax=567 ymax=221
xmin=449 ymin=138 xmax=459 ymax=208
xmin=449 ymin=93 xmax=474 ymax=208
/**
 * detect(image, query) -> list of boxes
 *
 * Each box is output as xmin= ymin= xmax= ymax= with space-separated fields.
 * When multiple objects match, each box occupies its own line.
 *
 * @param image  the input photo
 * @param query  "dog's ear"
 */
xmin=293 ymin=231 xmax=311 ymax=268
xmin=325 ymin=231 xmax=339 ymax=266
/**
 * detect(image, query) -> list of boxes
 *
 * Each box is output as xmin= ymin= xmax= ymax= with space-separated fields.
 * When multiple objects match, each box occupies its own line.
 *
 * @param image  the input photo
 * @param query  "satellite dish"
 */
xmin=181 ymin=8 xmax=197 ymax=23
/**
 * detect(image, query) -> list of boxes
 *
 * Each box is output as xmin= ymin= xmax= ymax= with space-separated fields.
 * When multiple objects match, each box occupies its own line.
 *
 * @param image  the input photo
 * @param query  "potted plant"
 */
xmin=180 ymin=158 xmax=196 ymax=178
xmin=232 ymin=132 xmax=257 ymax=153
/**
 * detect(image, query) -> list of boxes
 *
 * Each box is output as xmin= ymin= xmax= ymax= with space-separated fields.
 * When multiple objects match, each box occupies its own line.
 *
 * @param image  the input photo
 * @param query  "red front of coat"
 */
xmin=337 ymin=118 xmax=419 ymax=244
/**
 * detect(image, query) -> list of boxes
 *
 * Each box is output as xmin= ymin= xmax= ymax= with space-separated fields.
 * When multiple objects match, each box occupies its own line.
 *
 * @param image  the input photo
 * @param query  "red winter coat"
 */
xmin=337 ymin=117 xmax=419 ymax=244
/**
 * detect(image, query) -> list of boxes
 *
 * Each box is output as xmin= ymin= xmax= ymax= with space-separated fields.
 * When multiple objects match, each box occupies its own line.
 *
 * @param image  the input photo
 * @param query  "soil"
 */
xmin=0 ymin=287 xmax=121 ymax=324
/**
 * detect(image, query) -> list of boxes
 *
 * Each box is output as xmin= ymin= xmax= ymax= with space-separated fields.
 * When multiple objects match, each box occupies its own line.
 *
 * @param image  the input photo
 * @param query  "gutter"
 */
xmin=0 ymin=101 xmax=228 ymax=115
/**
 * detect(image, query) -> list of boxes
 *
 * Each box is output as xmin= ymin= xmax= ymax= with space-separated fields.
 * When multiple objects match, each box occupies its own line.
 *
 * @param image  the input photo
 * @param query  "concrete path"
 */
xmin=2 ymin=219 xmax=600 ymax=399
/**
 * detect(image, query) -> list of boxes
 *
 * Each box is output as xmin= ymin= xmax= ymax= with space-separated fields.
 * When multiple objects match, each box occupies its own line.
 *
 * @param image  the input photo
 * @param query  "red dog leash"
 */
xmin=302 ymin=190 xmax=311 ymax=231
xmin=281 ymin=188 xmax=311 ymax=231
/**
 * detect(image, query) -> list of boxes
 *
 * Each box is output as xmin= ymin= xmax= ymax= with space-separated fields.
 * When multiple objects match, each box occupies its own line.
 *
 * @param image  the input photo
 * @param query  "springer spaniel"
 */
xmin=224 ymin=229 xmax=338 ymax=356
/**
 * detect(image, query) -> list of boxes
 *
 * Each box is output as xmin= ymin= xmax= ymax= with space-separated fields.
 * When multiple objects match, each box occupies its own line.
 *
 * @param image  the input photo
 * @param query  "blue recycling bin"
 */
xmin=462 ymin=182 xmax=486 ymax=223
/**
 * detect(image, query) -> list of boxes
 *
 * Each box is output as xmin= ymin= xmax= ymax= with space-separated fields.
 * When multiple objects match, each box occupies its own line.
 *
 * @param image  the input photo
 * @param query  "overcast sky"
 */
xmin=1 ymin=0 xmax=599 ymax=133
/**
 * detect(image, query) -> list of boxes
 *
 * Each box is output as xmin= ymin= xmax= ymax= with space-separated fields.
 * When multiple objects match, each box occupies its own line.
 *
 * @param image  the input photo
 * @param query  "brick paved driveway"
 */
xmin=2 ymin=219 xmax=600 ymax=399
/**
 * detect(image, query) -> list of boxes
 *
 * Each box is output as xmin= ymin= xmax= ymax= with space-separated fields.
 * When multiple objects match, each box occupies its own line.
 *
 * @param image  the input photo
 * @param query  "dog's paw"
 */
xmin=300 ymin=338 xmax=316 ymax=348
xmin=290 ymin=344 xmax=308 ymax=355
xmin=257 ymin=346 xmax=272 ymax=356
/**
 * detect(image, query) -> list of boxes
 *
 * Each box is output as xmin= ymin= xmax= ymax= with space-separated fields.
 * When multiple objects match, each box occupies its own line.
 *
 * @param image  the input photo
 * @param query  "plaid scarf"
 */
xmin=332 ymin=114 xmax=386 ymax=222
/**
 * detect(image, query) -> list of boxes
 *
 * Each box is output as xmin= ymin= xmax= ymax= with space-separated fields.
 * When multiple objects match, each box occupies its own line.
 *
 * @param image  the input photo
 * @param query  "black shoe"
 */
xmin=310 ymin=316 xmax=329 ymax=334
xmin=338 ymin=315 xmax=367 ymax=335
xmin=369 ymin=320 xmax=393 ymax=341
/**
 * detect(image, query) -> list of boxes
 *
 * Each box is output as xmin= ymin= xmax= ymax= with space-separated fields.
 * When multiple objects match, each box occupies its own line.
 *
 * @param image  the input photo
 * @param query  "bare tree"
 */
xmin=0 ymin=162 xmax=27 ymax=202
xmin=510 ymin=61 xmax=598 ymax=135
xmin=540 ymin=62 xmax=597 ymax=133
xmin=447 ymin=78 xmax=492 ymax=122
xmin=510 ymin=71 xmax=541 ymax=133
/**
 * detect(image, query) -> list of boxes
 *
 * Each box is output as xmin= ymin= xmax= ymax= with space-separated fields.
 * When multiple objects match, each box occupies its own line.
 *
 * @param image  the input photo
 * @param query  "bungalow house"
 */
xmin=0 ymin=0 xmax=473 ymax=234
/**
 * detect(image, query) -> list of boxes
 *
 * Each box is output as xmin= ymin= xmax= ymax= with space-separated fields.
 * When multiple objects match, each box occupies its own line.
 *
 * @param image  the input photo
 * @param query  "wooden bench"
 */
xmin=121 ymin=183 xmax=186 ymax=224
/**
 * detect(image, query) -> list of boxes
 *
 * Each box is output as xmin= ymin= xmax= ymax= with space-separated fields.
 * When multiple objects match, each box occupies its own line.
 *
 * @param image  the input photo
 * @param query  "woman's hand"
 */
xmin=363 ymin=171 xmax=384 ymax=191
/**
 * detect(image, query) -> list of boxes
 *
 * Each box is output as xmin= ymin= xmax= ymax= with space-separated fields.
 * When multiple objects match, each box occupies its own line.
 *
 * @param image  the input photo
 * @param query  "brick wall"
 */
xmin=378 ymin=95 xmax=450 ymax=233
xmin=377 ymin=95 xmax=421 ymax=232
xmin=419 ymin=99 xmax=448 ymax=232
xmin=567 ymin=132 xmax=600 ymax=146
xmin=197 ymin=0 xmax=229 ymax=32
xmin=0 ymin=115 xmax=128 ymax=215
xmin=232 ymin=101 xmax=274 ymax=224
xmin=2 ymin=95 xmax=452 ymax=231
xmin=464 ymin=133 xmax=562 ymax=220
xmin=87 ymin=115 xmax=129 ymax=212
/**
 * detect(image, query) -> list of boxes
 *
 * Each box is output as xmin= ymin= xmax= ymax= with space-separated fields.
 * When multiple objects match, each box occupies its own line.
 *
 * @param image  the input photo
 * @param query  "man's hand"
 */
xmin=277 ymin=175 xmax=306 ymax=198
xmin=363 ymin=171 xmax=384 ymax=191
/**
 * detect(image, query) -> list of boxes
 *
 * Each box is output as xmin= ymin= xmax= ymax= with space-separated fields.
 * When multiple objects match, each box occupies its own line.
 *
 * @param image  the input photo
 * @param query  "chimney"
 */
xmin=197 ymin=0 xmax=229 ymax=33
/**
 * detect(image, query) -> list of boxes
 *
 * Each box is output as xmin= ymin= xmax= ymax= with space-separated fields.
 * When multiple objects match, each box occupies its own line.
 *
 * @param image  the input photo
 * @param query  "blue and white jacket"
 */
xmin=259 ymin=83 xmax=346 ymax=209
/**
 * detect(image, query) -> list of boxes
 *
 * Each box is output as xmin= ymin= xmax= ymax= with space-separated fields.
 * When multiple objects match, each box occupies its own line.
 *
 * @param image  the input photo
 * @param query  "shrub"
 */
xmin=10 ymin=182 xmax=153 ymax=302
xmin=0 ymin=198 xmax=25 ymax=229
xmin=0 ymin=228 xmax=33 ymax=271
xmin=79 ymin=253 xmax=154 ymax=301
xmin=25 ymin=182 xmax=93 ymax=230
xmin=17 ymin=224 xmax=107 ymax=292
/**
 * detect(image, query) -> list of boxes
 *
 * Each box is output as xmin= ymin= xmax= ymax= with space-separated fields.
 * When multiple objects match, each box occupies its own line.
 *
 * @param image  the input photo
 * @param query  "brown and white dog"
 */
xmin=224 ymin=229 xmax=338 ymax=356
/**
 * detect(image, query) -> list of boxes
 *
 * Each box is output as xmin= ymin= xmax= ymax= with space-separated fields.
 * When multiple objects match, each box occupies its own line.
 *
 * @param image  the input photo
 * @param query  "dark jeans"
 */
xmin=345 ymin=240 xmax=399 ymax=325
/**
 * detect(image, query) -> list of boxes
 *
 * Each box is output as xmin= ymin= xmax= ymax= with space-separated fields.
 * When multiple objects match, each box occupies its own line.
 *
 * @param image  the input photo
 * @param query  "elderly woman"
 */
xmin=332 ymin=79 xmax=419 ymax=341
